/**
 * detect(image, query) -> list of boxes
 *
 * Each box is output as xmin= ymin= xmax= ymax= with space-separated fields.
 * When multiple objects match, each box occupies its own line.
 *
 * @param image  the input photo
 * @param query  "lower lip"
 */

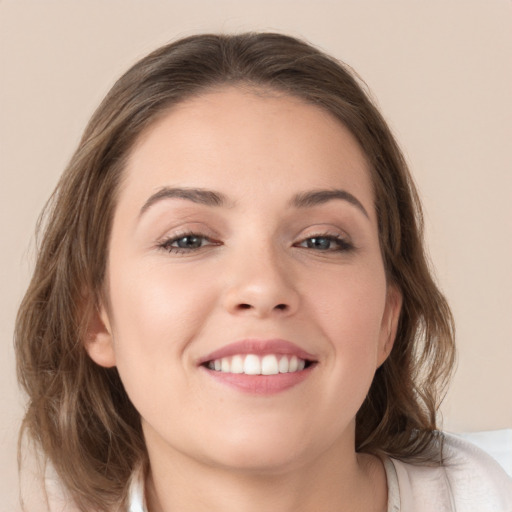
xmin=201 ymin=366 xmax=314 ymax=395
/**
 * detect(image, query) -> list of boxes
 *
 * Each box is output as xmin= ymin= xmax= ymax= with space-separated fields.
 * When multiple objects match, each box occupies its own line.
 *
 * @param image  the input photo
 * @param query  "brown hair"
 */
xmin=15 ymin=32 xmax=455 ymax=511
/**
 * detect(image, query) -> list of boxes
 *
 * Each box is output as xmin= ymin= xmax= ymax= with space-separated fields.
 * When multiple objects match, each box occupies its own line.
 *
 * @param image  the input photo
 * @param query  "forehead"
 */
xmin=120 ymin=86 xmax=374 ymax=215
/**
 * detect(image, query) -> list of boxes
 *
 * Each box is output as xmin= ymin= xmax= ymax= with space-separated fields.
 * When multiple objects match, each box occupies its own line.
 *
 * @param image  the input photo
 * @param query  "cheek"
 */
xmin=306 ymin=265 xmax=387 ymax=374
xmin=104 ymin=264 xmax=217 ymax=429
xmin=106 ymin=261 xmax=216 ymax=380
xmin=308 ymin=263 xmax=387 ymax=333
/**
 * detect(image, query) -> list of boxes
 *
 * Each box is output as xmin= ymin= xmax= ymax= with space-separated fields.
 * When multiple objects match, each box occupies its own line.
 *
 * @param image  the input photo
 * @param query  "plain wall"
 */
xmin=1 ymin=1 xmax=511 ymax=510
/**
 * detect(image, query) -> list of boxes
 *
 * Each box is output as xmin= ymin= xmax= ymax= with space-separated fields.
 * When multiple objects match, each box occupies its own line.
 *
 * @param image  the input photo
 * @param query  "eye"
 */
xmin=296 ymin=235 xmax=353 ymax=252
xmin=158 ymin=233 xmax=219 ymax=254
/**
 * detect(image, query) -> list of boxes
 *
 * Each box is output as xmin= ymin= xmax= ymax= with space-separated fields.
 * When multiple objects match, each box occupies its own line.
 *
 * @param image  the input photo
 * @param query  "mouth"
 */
xmin=198 ymin=339 xmax=317 ymax=394
xmin=203 ymin=354 xmax=314 ymax=375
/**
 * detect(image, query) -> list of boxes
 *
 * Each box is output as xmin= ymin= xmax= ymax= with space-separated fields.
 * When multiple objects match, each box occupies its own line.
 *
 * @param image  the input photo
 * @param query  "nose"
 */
xmin=222 ymin=245 xmax=300 ymax=318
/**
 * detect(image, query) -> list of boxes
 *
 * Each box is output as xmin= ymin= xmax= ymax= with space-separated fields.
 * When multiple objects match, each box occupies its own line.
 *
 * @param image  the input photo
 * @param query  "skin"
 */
xmin=86 ymin=86 xmax=402 ymax=512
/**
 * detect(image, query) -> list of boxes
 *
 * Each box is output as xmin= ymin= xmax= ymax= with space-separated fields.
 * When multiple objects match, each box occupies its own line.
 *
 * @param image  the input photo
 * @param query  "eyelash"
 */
xmin=157 ymin=231 xmax=354 ymax=255
xmin=294 ymin=233 xmax=354 ymax=253
xmin=157 ymin=232 xmax=219 ymax=254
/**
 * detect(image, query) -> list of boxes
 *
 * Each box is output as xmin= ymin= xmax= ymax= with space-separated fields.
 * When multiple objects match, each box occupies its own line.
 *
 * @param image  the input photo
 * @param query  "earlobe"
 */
xmin=377 ymin=284 xmax=402 ymax=367
xmin=84 ymin=304 xmax=117 ymax=368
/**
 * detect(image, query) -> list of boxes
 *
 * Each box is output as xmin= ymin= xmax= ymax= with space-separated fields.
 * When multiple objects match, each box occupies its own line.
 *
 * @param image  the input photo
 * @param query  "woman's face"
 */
xmin=88 ymin=87 xmax=401 ymax=473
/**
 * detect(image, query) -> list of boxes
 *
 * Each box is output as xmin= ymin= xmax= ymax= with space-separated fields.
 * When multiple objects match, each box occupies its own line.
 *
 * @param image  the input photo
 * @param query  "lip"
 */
xmin=200 ymin=368 xmax=314 ymax=395
xmin=198 ymin=339 xmax=317 ymax=395
xmin=198 ymin=339 xmax=316 ymax=365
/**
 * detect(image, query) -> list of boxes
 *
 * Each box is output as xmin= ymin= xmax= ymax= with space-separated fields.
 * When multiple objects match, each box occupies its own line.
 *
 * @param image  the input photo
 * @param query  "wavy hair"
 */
xmin=15 ymin=32 xmax=455 ymax=511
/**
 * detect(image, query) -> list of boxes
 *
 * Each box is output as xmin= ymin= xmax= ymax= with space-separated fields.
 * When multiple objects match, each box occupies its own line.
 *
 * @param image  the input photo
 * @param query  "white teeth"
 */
xmin=231 ymin=355 xmax=244 ymax=373
xmin=221 ymin=357 xmax=230 ymax=373
xmin=261 ymin=355 xmax=279 ymax=375
xmin=206 ymin=354 xmax=309 ymax=375
xmin=244 ymin=354 xmax=261 ymax=375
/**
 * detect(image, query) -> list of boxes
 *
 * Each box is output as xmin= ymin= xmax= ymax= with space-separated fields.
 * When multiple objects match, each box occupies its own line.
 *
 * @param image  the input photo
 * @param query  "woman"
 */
xmin=15 ymin=33 xmax=511 ymax=512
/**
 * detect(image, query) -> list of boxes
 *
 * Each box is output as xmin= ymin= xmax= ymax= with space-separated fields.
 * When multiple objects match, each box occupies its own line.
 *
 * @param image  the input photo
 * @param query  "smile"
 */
xmin=205 ymin=354 xmax=310 ymax=375
xmin=199 ymin=339 xmax=317 ymax=394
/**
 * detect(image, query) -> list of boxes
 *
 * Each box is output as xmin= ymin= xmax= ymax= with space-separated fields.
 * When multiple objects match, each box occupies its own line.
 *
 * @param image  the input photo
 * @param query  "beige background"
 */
xmin=1 ymin=1 xmax=511 ymax=510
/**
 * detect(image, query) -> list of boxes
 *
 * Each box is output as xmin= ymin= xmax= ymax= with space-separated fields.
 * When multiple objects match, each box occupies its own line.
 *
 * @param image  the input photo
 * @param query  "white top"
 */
xmin=128 ymin=434 xmax=512 ymax=512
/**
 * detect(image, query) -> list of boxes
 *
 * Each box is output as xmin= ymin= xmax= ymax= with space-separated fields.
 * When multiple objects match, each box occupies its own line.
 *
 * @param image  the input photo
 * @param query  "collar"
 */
xmin=127 ymin=464 xmax=147 ymax=512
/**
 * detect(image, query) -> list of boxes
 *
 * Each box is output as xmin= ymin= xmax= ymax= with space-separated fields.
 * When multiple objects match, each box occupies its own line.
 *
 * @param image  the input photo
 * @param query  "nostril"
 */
xmin=235 ymin=303 xmax=288 ymax=311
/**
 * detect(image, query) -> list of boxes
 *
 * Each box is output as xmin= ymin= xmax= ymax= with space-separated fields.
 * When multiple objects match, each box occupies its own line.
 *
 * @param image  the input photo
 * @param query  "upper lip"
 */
xmin=198 ymin=339 xmax=317 ymax=365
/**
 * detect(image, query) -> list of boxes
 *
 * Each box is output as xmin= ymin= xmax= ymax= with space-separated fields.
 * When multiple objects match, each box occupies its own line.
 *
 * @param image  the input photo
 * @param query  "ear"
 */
xmin=84 ymin=303 xmax=117 ymax=368
xmin=377 ymin=284 xmax=402 ymax=367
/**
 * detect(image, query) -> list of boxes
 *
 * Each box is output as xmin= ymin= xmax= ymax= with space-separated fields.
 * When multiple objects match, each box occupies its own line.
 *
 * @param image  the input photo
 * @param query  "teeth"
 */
xmin=231 ymin=355 xmax=244 ymax=373
xmin=261 ymin=354 xmax=279 ymax=375
xmin=206 ymin=354 xmax=309 ymax=375
xmin=244 ymin=354 xmax=261 ymax=375
xmin=221 ymin=357 xmax=230 ymax=373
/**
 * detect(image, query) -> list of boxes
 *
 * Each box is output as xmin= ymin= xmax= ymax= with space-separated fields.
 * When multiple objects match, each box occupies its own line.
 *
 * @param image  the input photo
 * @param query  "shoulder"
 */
xmin=389 ymin=433 xmax=512 ymax=512
xmin=442 ymin=433 xmax=512 ymax=510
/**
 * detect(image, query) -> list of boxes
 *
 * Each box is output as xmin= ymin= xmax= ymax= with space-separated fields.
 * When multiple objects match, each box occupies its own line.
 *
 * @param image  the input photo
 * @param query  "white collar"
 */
xmin=127 ymin=464 xmax=147 ymax=512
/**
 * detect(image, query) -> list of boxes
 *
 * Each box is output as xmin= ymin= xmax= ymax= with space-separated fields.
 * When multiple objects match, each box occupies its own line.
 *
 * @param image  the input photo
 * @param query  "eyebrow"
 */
xmin=139 ymin=187 xmax=228 ymax=216
xmin=291 ymin=189 xmax=369 ymax=218
xmin=139 ymin=186 xmax=369 ymax=219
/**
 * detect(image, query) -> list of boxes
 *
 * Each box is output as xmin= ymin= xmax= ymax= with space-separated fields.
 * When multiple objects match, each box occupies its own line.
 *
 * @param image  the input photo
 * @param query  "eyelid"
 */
xmin=154 ymin=222 xmax=222 ymax=252
xmin=157 ymin=231 xmax=221 ymax=254
xmin=296 ymin=224 xmax=352 ymax=241
xmin=293 ymin=225 xmax=356 ymax=252
xmin=155 ymin=221 xmax=219 ymax=243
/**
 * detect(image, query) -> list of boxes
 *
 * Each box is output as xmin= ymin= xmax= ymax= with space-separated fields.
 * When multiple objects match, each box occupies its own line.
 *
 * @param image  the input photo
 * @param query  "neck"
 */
xmin=144 ymin=431 xmax=387 ymax=512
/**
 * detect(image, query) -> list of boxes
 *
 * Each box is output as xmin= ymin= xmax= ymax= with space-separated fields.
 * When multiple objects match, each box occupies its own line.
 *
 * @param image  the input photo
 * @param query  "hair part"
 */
xmin=15 ymin=32 xmax=455 ymax=511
